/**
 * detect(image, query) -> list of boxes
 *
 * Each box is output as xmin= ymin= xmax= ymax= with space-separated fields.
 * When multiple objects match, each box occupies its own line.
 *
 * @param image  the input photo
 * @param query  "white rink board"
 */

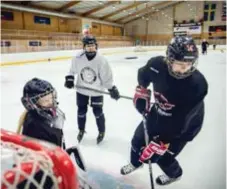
xmin=1 ymin=45 xmax=226 ymax=66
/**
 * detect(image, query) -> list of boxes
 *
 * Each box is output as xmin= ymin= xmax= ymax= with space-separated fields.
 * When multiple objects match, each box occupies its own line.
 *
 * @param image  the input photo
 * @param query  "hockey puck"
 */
xmin=125 ymin=56 xmax=138 ymax=59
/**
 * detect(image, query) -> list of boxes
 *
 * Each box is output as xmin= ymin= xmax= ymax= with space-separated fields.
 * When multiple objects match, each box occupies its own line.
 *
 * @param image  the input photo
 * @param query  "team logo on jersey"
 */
xmin=154 ymin=92 xmax=175 ymax=116
xmin=80 ymin=67 xmax=97 ymax=84
xmin=186 ymin=44 xmax=194 ymax=52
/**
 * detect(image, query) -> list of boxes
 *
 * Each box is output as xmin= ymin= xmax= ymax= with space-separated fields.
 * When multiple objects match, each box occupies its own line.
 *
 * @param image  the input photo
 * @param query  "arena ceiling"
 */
xmin=2 ymin=1 xmax=184 ymax=25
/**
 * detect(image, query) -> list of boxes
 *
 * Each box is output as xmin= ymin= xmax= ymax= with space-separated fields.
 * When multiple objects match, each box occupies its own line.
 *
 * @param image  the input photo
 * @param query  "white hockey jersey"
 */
xmin=68 ymin=51 xmax=114 ymax=96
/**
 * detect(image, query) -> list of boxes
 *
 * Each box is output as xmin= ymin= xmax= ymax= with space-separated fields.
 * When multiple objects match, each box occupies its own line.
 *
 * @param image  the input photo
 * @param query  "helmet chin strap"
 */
xmin=47 ymin=108 xmax=57 ymax=117
xmin=37 ymin=107 xmax=57 ymax=121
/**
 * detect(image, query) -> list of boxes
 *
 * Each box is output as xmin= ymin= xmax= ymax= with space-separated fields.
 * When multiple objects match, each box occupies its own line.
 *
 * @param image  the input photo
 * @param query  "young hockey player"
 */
xmin=120 ymin=36 xmax=208 ymax=185
xmin=201 ymin=39 xmax=209 ymax=55
xmin=21 ymin=78 xmax=65 ymax=147
xmin=64 ymin=35 xmax=120 ymax=144
xmin=19 ymin=78 xmax=92 ymax=188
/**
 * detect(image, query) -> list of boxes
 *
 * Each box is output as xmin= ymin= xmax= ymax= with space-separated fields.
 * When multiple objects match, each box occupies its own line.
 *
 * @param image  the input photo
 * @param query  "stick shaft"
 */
xmin=142 ymin=115 xmax=155 ymax=189
xmin=75 ymin=85 xmax=156 ymax=104
xmin=75 ymin=85 xmax=133 ymax=100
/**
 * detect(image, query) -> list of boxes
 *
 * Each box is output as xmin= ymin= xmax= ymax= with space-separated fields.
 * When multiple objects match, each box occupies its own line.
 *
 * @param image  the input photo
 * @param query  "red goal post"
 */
xmin=0 ymin=129 xmax=79 ymax=189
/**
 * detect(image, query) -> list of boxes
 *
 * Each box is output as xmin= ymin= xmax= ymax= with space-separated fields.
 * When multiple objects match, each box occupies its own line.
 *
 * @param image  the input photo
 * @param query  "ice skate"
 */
xmin=77 ymin=130 xmax=85 ymax=143
xmin=97 ymin=132 xmax=105 ymax=144
xmin=120 ymin=163 xmax=142 ymax=175
xmin=156 ymin=174 xmax=181 ymax=185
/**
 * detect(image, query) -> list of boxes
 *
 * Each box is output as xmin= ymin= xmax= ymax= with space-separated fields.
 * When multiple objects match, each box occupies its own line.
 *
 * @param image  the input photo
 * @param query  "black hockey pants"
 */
xmin=76 ymin=92 xmax=105 ymax=132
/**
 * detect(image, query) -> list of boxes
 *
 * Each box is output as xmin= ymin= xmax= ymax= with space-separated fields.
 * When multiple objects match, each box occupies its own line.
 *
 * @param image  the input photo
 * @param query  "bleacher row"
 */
xmin=1 ymin=29 xmax=134 ymax=53
xmin=1 ymin=29 xmax=226 ymax=54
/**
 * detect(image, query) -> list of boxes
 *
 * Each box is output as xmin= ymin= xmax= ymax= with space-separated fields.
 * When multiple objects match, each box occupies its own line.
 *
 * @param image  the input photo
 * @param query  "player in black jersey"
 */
xmin=21 ymin=78 xmax=65 ymax=147
xmin=201 ymin=39 xmax=209 ymax=55
xmin=121 ymin=36 xmax=208 ymax=185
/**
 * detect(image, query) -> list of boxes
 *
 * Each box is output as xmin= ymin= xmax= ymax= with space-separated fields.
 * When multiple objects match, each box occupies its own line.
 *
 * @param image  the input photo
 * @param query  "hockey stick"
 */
xmin=62 ymin=132 xmax=86 ymax=172
xmin=75 ymin=85 xmax=156 ymax=105
xmin=64 ymin=143 xmax=93 ymax=188
xmin=75 ymin=85 xmax=133 ymax=100
xmin=66 ymin=146 xmax=87 ymax=172
xmin=142 ymin=114 xmax=155 ymax=189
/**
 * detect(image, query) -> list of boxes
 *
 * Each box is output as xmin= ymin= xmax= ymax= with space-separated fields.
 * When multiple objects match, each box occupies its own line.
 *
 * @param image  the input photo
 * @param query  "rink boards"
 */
xmin=1 ymin=45 xmax=226 ymax=66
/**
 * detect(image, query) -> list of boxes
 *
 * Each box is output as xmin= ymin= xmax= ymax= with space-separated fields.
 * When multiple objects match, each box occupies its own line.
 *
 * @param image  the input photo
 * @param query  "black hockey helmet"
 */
xmin=82 ymin=35 xmax=97 ymax=47
xmin=21 ymin=78 xmax=58 ymax=120
xmin=166 ymin=36 xmax=198 ymax=79
xmin=82 ymin=35 xmax=98 ymax=60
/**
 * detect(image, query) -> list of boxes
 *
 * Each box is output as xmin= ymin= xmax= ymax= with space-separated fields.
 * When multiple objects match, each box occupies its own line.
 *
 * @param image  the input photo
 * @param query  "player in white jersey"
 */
xmin=64 ymin=36 xmax=120 ymax=144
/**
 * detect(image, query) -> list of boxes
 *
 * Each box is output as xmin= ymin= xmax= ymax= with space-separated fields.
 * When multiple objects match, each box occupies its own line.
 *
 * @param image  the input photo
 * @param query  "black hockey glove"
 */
xmin=108 ymin=86 xmax=120 ymax=100
xmin=64 ymin=75 xmax=74 ymax=89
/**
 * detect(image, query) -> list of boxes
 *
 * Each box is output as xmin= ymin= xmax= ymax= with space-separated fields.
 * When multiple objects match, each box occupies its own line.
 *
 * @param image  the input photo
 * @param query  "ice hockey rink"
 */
xmin=1 ymin=47 xmax=226 ymax=189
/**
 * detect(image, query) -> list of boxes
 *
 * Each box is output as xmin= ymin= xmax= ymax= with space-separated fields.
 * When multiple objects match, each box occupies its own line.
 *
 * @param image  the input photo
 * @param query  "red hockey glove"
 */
xmin=139 ymin=141 xmax=169 ymax=162
xmin=133 ymin=86 xmax=151 ymax=114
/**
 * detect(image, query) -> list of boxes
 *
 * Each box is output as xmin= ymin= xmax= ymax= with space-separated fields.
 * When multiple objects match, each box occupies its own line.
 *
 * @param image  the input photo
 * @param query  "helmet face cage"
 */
xmin=22 ymin=88 xmax=58 ymax=120
xmin=167 ymin=58 xmax=198 ymax=79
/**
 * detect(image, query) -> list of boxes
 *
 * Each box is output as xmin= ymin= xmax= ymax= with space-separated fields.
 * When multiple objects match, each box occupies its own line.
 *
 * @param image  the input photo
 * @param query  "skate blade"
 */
xmin=97 ymin=138 xmax=104 ymax=145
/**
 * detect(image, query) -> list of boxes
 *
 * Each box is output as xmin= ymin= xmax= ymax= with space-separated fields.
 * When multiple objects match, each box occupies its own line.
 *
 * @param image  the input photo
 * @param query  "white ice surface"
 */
xmin=1 ymin=50 xmax=226 ymax=189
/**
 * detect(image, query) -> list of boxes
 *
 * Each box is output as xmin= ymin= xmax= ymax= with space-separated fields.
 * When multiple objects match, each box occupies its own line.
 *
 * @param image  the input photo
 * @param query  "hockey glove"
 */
xmin=133 ymin=86 xmax=151 ymax=114
xmin=108 ymin=86 xmax=120 ymax=100
xmin=64 ymin=75 xmax=74 ymax=89
xmin=139 ymin=141 xmax=169 ymax=163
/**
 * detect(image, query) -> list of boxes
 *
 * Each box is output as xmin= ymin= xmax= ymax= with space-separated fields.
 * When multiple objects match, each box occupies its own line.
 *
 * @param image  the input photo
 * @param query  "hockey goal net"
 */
xmin=133 ymin=45 xmax=147 ymax=52
xmin=0 ymin=129 xmax=79 ymax=189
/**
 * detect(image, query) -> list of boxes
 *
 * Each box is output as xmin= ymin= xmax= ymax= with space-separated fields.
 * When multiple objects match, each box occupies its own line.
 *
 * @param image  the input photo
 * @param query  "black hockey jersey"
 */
xmin=138 ymin=56 xmax=208 ymax=142
xmin=202 ymin=41 xmax=209 ymax=49
xmin=22 ymin=111 xmax=63 ymax=146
